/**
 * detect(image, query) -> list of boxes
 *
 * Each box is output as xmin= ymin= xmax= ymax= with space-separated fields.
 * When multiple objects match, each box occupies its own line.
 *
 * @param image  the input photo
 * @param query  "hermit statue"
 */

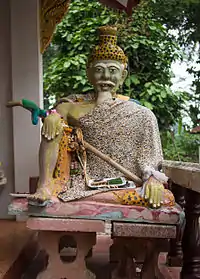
xmin=7 ymin=26 xmax=174 ymax=208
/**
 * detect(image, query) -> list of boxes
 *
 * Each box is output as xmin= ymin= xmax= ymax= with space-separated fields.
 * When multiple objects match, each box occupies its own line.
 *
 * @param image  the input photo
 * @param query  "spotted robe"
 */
xmin=56 ymin=94 xmax=174 ymax=206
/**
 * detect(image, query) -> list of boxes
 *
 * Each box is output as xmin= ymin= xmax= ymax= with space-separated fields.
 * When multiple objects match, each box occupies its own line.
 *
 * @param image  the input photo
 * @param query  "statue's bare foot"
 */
xmin=28 ymin=187 xmax=53 ymax=207
xmin=28 ymin=179 xmax=68 ymax=207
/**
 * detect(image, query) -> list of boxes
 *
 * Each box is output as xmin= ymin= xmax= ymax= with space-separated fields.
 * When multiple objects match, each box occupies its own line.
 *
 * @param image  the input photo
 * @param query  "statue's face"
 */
xmin=87 ymin=60 xmax=127 ymax=94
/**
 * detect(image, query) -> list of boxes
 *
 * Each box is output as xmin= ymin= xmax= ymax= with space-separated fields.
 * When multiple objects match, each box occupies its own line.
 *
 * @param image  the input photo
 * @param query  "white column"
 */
xmin=10 ymin=0 xmax=43 ymax=193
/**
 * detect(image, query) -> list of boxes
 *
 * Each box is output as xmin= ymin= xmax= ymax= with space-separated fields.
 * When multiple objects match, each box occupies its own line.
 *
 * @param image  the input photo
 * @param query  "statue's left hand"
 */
xmin=144 ymin=176 xmax=165 ymax=208
xmin=42 ymin=113 xmax=63 ymax=140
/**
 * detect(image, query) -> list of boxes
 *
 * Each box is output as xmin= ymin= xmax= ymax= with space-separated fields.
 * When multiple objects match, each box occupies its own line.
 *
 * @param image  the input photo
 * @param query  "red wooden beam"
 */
xmin=98 ymin=0 xmax=140 ymax=15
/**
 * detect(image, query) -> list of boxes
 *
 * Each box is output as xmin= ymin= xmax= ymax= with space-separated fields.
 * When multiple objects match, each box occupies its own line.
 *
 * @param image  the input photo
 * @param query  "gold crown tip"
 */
xmin=98 ymin=25 xmax=117 ymax=36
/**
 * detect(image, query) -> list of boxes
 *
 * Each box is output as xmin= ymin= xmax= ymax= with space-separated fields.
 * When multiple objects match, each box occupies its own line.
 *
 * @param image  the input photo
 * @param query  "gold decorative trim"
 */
xmin=40 ymin=0 xmax=70 ymax=54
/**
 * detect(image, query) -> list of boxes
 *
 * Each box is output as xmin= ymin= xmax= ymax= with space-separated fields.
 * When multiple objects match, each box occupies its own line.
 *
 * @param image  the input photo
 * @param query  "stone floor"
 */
xmin=0 ymin=220 xmax=181 ymax=279
xmin=0 ymin=220 xmax=30 ymax=277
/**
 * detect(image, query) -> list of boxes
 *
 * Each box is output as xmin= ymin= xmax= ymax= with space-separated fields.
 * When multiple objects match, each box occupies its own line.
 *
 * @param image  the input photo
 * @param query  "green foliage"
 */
xmin=151 ymin=0 xmax=200 ymax=48
xmin=161 ymin=131 xmax=200 ymax=162
xmin=150 ymin=0 xmax=200 ymax=128
xmin=43 ymin=0 xmax=118 ymax=100
xmin=138 ymin=82 xmax=188 ymax=129
xmin=43 ymin=0 xmax=188 ymax=130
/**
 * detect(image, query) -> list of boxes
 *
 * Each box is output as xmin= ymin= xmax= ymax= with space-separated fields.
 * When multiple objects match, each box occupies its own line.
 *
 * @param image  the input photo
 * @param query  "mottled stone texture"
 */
xmin=112 ymin=222 xmax=176 ymax=239
xmin=58 ymin=97 xmax=163 ymax=202
xmin=163 ymin=161 xmax=200 ymax=193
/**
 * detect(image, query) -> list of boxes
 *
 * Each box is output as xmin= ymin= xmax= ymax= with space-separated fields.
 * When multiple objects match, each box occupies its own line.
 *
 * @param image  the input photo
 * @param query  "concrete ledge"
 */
xmin=112 ymin=222 xmax=176 ymax=238
xmin=27 ymin=217 xmax=105 ymax=233
xmin=163 ymin=160 xmax=200 ymax=193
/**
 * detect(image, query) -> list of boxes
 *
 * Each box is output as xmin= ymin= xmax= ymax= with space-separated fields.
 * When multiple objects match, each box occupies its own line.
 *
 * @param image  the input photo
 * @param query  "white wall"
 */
xmin=11 ymin=0 xmax=43 ymax=193
xmin=0 ymin=0 xmax=42 ymax=218
xmin=0 ymin=0 xmax=14 ymax=218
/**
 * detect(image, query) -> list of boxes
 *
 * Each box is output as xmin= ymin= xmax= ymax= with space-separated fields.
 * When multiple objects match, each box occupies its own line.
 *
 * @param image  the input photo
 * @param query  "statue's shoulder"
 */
xmin=67 ymin=92 xmax=95 ymax=103
xmin=54 ymin=92 xmax=95 ymax=107
xmin=125 ymin=99 xmax=157 ymax=123
xmin=116 ymin=94 xmax=156 ymax=121
xmin=116 ymin=94 xmax=141 ymax=105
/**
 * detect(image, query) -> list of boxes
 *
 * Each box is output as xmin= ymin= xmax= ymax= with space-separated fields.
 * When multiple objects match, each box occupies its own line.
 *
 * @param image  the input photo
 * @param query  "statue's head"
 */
xmin=87 ymin=26 xmax=128 ymax=95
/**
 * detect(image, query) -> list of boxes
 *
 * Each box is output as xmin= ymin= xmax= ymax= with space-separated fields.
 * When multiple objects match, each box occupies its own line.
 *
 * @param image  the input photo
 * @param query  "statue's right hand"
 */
xmin=42 ymin=113 xmax=63 ymax=140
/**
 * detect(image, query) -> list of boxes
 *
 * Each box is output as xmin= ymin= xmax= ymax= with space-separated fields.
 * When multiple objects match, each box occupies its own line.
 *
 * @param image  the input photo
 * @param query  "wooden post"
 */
xmin=167 ymin=183 xmax=185 ymax=266
xmin=181 ymin=189 xmax=200 ymax=279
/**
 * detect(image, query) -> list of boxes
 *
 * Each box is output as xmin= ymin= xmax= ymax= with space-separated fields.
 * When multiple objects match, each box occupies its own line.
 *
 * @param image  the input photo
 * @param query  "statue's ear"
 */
xmin=120 ymin=69 xmax=128 ymax=85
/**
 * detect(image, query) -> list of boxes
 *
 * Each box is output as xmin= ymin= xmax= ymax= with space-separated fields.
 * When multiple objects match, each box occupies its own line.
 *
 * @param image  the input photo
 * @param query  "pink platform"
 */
xmin=8 ymin=198 xmax=184 ymax=225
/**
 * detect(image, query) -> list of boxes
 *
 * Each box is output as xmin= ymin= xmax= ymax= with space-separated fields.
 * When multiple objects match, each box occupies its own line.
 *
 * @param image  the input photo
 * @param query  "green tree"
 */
xmin=151 ymin=0 xmax=200 ymax=48
xmin=162 ymin=131 xmax=199 ymax=162
xmin=151 ymin=0 xmax=200 ymax=128
xmin=43 ymin=0 xmax=188 ymax=130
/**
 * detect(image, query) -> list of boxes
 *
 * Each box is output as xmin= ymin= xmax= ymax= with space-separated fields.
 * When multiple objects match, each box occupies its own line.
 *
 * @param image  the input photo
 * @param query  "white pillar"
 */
xmin=10 ymin=0 xmax=43 ymax=193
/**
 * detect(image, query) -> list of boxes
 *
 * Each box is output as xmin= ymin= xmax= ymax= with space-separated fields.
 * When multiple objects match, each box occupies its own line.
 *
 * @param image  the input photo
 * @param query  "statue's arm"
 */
xmin=137 ymin=108 xmax=169 ymax=207
xmin=137 ymin=108 xmax=165 ymax=181
xmin=54 ymin=102 xmax=71 ymax=120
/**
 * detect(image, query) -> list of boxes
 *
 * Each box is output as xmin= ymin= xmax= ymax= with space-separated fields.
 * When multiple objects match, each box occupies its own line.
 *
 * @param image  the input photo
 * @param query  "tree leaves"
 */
xmin=63 ymin=61 xmax=71 ymax=68
xmin=162 ymin=131 xmax=199 ymax=163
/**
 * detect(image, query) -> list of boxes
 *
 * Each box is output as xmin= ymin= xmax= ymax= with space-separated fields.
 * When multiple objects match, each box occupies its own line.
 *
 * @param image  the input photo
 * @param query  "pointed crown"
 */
xmin=88 ymin=26 xmax=128 ymax=67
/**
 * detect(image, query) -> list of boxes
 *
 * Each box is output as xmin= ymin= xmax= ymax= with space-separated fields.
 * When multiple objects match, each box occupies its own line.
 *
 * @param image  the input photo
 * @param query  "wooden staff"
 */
xmin=83 ymin=140 xmax=143 ymax=186
xmin=10 ymin=140 xmax=143 ymax=198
